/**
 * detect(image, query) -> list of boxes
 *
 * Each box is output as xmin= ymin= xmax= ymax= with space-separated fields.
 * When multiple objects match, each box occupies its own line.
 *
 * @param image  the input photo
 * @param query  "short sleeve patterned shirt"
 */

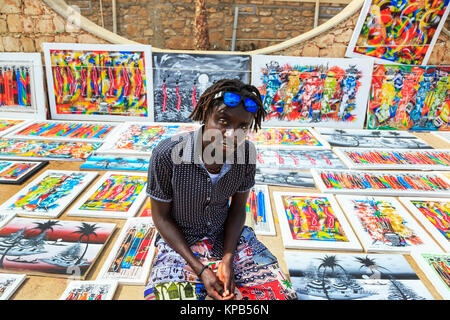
xmin=147 ymin=126 xmax=256 ymax=258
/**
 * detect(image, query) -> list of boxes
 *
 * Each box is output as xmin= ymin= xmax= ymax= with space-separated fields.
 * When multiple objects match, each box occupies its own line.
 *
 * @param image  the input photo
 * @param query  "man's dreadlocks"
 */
xmin=189 ymin=79 xmax=267 ymax=132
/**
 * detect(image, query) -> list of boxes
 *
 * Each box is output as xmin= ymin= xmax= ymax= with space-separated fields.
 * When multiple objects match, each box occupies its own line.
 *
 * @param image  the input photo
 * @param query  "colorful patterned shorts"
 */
xmin=144 ymin=226 xmax=297 ymax=300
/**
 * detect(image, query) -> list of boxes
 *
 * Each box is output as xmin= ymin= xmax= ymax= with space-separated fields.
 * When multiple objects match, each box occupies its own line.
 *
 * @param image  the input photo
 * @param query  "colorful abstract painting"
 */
xmin=400 ymin=197 xmax=450 ymax=252
xmin=0 ymin=53 xmax=46 ymax=119
xmin=285 ymin=251 xmax=434 ymax=300
xmin=80 ymin=152 xmax=150 ymax=171
xmin=412 ymin=252 xmax=450 ymax=299
xmin=98 ymin=122 xmax=199 ymax=156
xmin=273 ymin=192 xmax=362 ymax=251
xmin=0 ymin=274 xmax=26 ymax=300
xmin=139 ymin=199 xmax=152 ymax=217
xmin=153 ymin=52 xmax=250 ymax=123
xmin=59 ymin=280 xmax=118 ymax=300
xmin=0 ymin=170 xmax=98 ymax=218
xmin=256 ymin=149 xmax=345 ymax=171
xmin=311 ymin=168 xmax=450 ymax=197
xmin=247 ymin=185 xmax=276 ymax=236
xmin=247 ymin=127 xmax=329 ymax=149
xmin=334 ymin=148 xmax=450 ymax=170
xmin=68 ymin=171 xmax=147 ymax=219
xmin=0 ymin=160 xmax=48 ymax=184
xmin=0 ymin=119 xmax=28 ymax=137
xmin=315 ymin=128 xmax=432 ymax=149
xmin=251 ymin=55 xmax=373 ymax=128
xmin=337 ymin=195 xmax=441 ymax=253
xmin=6 ymin=120 xmax=121 ymax=143
xmin=346 ymin=0 xmax=450 ymax=65
xmin=42 ymin=43 xmax=153 ymax=122
xmin=96 ymin=217 xmax=156 ymax=285
xmin=0 ymin=138 xmax=101 ymax=161
xmin=0 ymin=217 xmax=116 ymax=279
xmin=367 ymin=64 xmax=450 ymax=131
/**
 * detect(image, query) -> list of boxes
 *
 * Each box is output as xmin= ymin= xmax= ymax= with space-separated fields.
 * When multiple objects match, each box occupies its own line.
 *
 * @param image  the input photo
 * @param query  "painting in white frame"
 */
xmin=247 ymin=185 xmax=276 ymax=236
xmin=96 ymin=217 xmax=157 ymax=285
xmin=315 ymin=127 xmax=433 ymax=149
xmin=0 ymin=170 xmax=98 ymax=218
xmin=411 ymin=251 xmax=450 ymax=300
xmin=336 ymin=195 xmax=442 ymax=254
xmin=334 ymin=148 xmax=450 ymax=171
xmin=67 ymin=171 xmax=147 ymax=219
xmin=0 ymin=119 xmax=31 ymax=138
xmin=251 ymin=54 xmax=373 ymax=129
xmin=285 ymin=250 xmax=434 ymax=300
xmin=5 ymin=120 xmax=124 ymax=143
xmin=0 ymin=53 xmax=47 ymax=120
xmin=311 ymin=168 xmax=450 ymax=198
xmin=247 ymin=127 xmax=330 ymax=149
xmin=273 ymin=191 xmax=362 ymax=251
xmin=97 ymin=121 xmax=199 ymax=156
xmin=0 ymin=273 xmax=26 ymax=300
xmin=59 ymin=280 xmax=118 ymax=300
xmin=400 ymin=197 xmax=450 ymax=252
xmin=345 ymin=0 xmax=450 ymax=65
xmin=42 ymin=42 xmax=154 ymax=122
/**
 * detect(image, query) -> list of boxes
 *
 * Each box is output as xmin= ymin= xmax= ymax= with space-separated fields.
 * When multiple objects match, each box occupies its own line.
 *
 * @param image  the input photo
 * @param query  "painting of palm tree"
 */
xmin=317 ymin=255 xmax=348 ymax=299
xmin=72 ymin=223 xmax=100 ymax=266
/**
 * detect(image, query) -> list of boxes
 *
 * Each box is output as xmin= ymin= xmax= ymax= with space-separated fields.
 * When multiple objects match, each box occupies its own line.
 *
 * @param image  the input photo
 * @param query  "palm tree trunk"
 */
xmin=76 ymin=236 xmax=90 ymax=265
xmin=194 ymin=0 xmax=210 ymax=50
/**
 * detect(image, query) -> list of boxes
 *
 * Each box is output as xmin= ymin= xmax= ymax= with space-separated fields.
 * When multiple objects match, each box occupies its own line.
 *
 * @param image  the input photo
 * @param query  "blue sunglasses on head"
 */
xmin=213 ymin=91 xmax=259 ymax=113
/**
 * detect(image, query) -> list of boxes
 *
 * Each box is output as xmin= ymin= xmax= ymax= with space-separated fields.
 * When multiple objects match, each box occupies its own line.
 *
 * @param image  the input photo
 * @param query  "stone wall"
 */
xmin=0 ymin=0 xmax=107 ymax=54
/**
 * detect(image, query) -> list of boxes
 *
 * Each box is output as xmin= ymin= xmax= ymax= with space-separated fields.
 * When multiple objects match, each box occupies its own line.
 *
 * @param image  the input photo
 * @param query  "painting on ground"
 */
xmin=0 ymin=119 xmax=29 ymax=138
xmin=0 ymin=53 xmax=46 ymax=119
xmin=80 ymin=152 xmax=150 ymax=171
xmin=256 ymin=149 xmax=346 ymax=171
xmin=153 ymin=52 xmax=250 ymax=123
xmin=0 ymin=138 xmax=101 ymax=161
xmin=5 ymin=120 xmax=122 ymax=143
xmin=68 ymin=171 xmax=147 ymax=219
xmin=251 ymin=54 xmax=373 ymax=129
xmin=285 ymin=251 xmax=434 ymax=300
xmin=273 ymin=192 xmax=362 ymax=251
xmin=346 ymin=0 xmax=450 ymax=65
xmin=0 ymin=217 xmax=116 ymax=279
xmin=367 ymin=64 xmax=450 ymax=131
xmin=0 ymin=170 xmax=98 ymax=218
xmin=0 ymin=273 xmax=26 ymax=300
xmin=59 ymin=280 xmax=118 ymax=300
xmin=0 ymin=160 xmax=48 ymax=184
xmin=247 ymin=127 xmax=329 ymax=149
xmin=96 ymin=217 xmax=156 ymax=285
xmin=400 ymin=197 xmax=450 ymax=252
xmin=336 ymin=195 xmax=441 ymax=253
xmin=255 ymin=168 xmax=315 ymax=188
xmin=315 ymin=128 xmax=432 ymax=149
xmin=247 ymin=185 xmax=276 ymax=236
xmin=97 ymin=122 xmax=199 ymax=156
xmin=411 ymin=252 xmax=450 ymax=299
xmin=42 ymin=43 xmax=153 ymax=122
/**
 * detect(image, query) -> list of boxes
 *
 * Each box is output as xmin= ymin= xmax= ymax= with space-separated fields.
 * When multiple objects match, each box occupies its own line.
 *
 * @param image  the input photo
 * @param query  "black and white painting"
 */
xmin=255 ymin=168 xmax=315 ymax=188
xmin=153 ymin=52 xmax=250 ymax=122
xmin=315 ymin=128 xmax=432 ymax=149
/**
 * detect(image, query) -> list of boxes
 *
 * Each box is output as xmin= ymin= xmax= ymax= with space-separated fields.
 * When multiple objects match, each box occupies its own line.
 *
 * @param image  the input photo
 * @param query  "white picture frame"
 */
xmin=251 ymin=54 xmax=373 ymax=129
xmin=59 ymin=280 xmax=118 ymax=300
xmin=0 ymin=53 xmax=47 ymax=120
xmin=5 ymin=120 xmax=124 ymax=143
xmin=96 ymin=217 xmax=157 ymax=285
xmin=400 ymin=197 xmax=450 ymax=252
xmin=0 ymin=170 xmax=98 ymax=218
xmin=336 ymin=194 xmax=442 ymax=254
xmin=42 ymin=42 xmax=154 ymax=122
xmin=345 ymin=0 xmax=450 ymax=65
xmin=311 ymin=168 xmax=450 ymax=197
xmin=411 ymin=251 xmax=450 ymax=300
xmin=273 ymin=191 xmax=362 ymax=251
xmin=0 ymin=273 xmax=27 ymax=300
xmin=334 ymin=148 xmax=450 ymax=171
xmin=67 ymin=171 xmax=147 ymax=219
xmin=431 ymin=131 xmax=450 ymax=144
